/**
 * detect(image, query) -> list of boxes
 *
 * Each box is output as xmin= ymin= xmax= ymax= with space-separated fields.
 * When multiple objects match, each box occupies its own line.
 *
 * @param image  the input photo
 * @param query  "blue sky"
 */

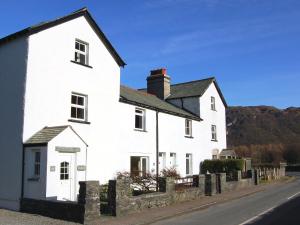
xmin=1 ymin=0 xmax=299 ymax=108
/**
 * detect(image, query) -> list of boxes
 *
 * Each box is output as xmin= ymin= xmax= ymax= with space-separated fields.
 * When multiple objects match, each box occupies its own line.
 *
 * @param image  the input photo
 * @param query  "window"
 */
xmin=130 ymin=156 xmax=148 ymax=177
xmin=185 ymin=119 xmax=192 ymax=137
xmin=71 ymin=93 xmax=87 ymax=121
xmin=74 ymin=40 xmax=89 ymax=65
xmin=186 ymin=154 xmax=192 ymax=175
xmin=211 ymin=96 xmax=216 ymax=111
xmin=159 ymin=152 xmax=166 ymax=170
xmin=170 ymin=153 xmax=176 ymax=167
xmin=60 ymin=162 xmax=69 ymax=180
xmin=211 ymin=125 xmax=217 ymax=141
xmin=34 ymin=151 xmax=41 ymax=177
xmin=135 ymin=108 xmax=145 ymax=130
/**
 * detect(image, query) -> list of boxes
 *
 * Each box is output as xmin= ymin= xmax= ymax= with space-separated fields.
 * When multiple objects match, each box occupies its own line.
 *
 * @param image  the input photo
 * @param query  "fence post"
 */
xmin=219 ymin=173 xmax=226 ymax=193
xmin=280 ymin=162 xmax=287 ymax=177
xmin=254 ymin=169 xmax=260 ymax=185
xmin=236 ymin=170 xmax=242 ymax=181
xmin=205 ymin=174 xmax=216 ymax=196
xmin=199 ymin=175 xmax=205 ymax=194
xmin=78 ymin=181 xmax=101 ymax=222
xmin=166 ymin=177 xmax=175 ymax=193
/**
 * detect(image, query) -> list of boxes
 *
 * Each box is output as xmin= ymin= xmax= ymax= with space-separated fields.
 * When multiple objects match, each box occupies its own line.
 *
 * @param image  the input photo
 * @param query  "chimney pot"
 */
xmin=150 ymin=68 xmax=167 ymax=76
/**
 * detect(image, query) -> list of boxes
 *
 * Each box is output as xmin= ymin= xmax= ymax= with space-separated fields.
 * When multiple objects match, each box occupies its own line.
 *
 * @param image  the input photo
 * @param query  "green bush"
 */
xmin=200 ymin=159 xmax=245 ymax=174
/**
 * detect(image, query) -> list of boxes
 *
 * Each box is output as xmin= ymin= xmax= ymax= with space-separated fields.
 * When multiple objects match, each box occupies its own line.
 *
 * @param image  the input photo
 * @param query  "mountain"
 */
xmin=227 ymin=106 xmax=300 ymax=147
xmin=226 ymin=106 xmax=300 ymax=164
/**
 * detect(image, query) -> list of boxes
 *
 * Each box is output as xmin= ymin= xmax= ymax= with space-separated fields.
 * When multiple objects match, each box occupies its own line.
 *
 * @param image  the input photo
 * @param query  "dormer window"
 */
xmin=211 ymin=96 xmax=216 ymax=111
xmin=75 ymin=40 xmax=89 ymax=65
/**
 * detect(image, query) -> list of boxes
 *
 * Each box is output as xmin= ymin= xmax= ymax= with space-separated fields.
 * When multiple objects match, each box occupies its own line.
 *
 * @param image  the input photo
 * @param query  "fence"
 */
xmin=174 ymin=176 xmax=194 ymax=191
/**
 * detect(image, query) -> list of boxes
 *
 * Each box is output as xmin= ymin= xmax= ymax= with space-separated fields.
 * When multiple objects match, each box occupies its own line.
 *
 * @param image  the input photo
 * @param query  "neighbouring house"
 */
xmin=0 ymin=8 xmax=227 ymax=210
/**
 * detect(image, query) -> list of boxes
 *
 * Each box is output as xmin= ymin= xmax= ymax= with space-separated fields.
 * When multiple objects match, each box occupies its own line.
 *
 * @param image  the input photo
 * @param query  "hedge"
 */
xmin=200 ymin=159 xmax=245 ymax=174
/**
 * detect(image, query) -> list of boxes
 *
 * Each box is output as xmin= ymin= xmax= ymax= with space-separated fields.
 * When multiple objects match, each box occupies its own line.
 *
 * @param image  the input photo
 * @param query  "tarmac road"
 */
xmin=151 ymin=172 xmax=300 ymax=225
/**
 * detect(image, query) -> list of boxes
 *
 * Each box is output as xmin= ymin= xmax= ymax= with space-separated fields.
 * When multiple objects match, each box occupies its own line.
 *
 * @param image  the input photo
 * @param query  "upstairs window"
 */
xmin=34 ymin=151 xmax=41 ymax=177
xmin=185 ymin=119 xmax=192 ymax=137
xmin=75 ymin=40 xmax=89 ymax=65
xmin=211 ymin=96 xmax=216 ymax=111
xmin=135 ymin=108 xmax=145 ymax=131
xmin=211 ymin=125 xmax=217 ymax=141
xmin=71 ymin=93 xmax=87 ymax=121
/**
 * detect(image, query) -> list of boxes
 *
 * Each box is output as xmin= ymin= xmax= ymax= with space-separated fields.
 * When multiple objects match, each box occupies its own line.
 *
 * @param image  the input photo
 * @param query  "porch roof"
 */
xmin=24 ymin=125 xmax=88 ymax=147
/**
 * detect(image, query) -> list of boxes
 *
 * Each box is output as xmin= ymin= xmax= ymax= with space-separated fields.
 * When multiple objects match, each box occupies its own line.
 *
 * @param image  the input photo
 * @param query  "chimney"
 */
xmin=147 ymin=68 xmax=171 ymax=100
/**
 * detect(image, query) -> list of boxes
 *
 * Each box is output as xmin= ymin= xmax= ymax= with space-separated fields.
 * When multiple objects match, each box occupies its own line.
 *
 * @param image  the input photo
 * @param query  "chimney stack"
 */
xmin=147 ymin=68 xmax=171 ymax=100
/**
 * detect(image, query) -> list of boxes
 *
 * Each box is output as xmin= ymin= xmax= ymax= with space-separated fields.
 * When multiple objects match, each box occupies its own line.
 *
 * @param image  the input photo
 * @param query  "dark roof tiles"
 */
xmin=120 ymin=85 xmax=200 ymax=121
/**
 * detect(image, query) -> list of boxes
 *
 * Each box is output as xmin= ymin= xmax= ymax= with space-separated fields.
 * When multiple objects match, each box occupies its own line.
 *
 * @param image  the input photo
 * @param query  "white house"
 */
xmin=0 ymin=8 xmax=227 ymax=210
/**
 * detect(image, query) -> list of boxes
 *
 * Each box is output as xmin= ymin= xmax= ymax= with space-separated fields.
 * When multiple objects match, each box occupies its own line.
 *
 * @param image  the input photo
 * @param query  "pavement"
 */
xmin=0 ymin=176 xmax=296 ymax=225
xmin=89 ymin=176 xmax=295 ymax=225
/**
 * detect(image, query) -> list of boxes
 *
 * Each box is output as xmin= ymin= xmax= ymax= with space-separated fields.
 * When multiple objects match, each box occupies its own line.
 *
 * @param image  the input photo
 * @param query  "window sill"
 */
xmin=211 ymin=139 xmax=218 ymax=142
xmin=211 ymin=109 xmax=217 ymax=112
xmin=28 ymin=177 xmax=40 ymax=182
xmin=134 ymin=129 xmax=147 ymax=132
xmin=70 ymin=60 xmax=93 ymax=68
xmin=68 ymin=119 xmax=91 ymax=125
xmin=185 ymin=136 xmax=194 ymax=139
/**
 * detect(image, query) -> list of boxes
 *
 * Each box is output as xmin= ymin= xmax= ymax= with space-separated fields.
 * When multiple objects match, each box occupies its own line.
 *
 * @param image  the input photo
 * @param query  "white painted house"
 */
xmin=0 ymin=8 xmax=227 ymax=210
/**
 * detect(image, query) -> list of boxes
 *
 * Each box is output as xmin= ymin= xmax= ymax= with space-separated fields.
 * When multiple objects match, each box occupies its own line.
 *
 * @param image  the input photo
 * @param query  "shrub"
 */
xmin=161 ymin=167 xmax=180 ymax=178
xmin=200 ymin=159 xmax=245 ymax=174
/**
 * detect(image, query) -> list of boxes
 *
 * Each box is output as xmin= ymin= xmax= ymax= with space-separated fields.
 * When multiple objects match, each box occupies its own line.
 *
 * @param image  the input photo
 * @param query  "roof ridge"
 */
xmin=171 ymin=77 xmax=215 ymax=87
xmin=121 ymin=85 xmax=156 ymax=97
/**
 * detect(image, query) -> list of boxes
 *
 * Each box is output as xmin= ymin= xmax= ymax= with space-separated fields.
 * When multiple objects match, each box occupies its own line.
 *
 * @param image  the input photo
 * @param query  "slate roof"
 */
xmin=139 ymin=77 xmax=227 ymax=107
xmin=24 ymin=126 xmax=69 ymax=146
xmin=0 ymin=7 xmax=126 ymax=67
xmin=219 ymin=149 xmax=237 ymax=157
xmin=120 ymin=86 xmax=201 ymax=121
xmin=167 ymin=77 xmax=227 ymax=107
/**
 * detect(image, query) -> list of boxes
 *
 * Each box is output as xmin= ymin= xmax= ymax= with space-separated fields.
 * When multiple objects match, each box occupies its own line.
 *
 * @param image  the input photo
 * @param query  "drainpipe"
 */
xmin=156 ymin=111 xmax=159 ymax=192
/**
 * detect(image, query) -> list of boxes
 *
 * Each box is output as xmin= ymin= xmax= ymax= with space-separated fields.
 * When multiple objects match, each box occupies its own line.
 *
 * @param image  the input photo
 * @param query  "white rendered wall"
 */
xmin=199 ymin=82 xmax=227 ymax=162
xmin=23 ymin=15 xmax=121 ymax=183
xmin=0 ymin=37 xmax=28 ymax=210
xmin=46 ymin=127 xmax=87 ymax=200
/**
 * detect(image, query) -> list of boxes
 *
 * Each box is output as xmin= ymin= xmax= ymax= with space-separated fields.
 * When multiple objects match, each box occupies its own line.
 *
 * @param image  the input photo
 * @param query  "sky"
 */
xmin=0 ymin=0 xmax=299 ymax=108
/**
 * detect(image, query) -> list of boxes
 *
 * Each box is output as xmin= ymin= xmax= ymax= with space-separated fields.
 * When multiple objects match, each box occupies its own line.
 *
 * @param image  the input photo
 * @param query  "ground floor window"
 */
xmin=170 ymin=152 xmax=176 ymax=167
xmin=186 ymin=154 xmax=193 ymax=175
xmin=130 ymin=156 xmax=148 ymax=177
xmin=159 ymin=152 xmax=166 ymax=171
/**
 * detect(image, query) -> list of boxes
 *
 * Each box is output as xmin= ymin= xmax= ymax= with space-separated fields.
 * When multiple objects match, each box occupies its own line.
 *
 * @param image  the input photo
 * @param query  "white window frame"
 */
xmin=70 ymin=93 xmax=88 ymax=121
xmin=135 ymin=108 xmax=145 ymax=131
xmin=211 ymin=96 xmax=216 ymax=111
xmin=33 ymin=150 xmax=41 ymax=177
xmin=211 ymin=125 xmax=217 ymax=141
xmin=74 ymin=39 xmax=89 ymax=65
xmin=186 ymin=153 xmax=193 ymax=175
xmin=60 ymin=161 xmax=70 ymax=180
xmin=170 ymin=152 xmax=177 ymax=167
xmin=185 ymin=119 xmax=192 ymax=137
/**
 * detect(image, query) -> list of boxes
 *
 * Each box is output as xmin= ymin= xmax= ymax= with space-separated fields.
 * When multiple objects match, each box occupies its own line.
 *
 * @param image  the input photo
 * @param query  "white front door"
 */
xmin=159 ymin=152 xmax=166 ymax=172
xmin=58 ymin=153 xmax=76 ymax=201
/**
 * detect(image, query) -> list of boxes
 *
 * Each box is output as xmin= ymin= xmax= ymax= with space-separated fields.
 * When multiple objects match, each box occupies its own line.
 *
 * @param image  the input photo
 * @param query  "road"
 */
xmin=151 ymin=172 xmax=300 ymax=225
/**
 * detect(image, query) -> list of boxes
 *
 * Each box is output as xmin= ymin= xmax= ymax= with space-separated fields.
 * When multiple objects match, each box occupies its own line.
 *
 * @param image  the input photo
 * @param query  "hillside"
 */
xmin=226 ymin=106 xmax=300 ymax=164
xmin=227 ymin=106 xmax=300 ymax=146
